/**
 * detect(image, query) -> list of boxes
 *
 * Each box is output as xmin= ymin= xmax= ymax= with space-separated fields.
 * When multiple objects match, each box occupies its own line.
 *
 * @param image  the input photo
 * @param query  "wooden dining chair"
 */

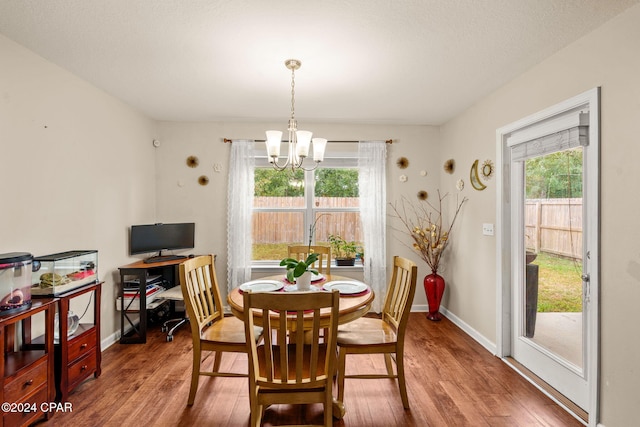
xmin=179 ymin=254 xmax=262 ymax=406
xmin=335 ymin=256 xmax=418 ymax=413
xmin=287 ymin=245 xmax=331 ymax=274
xmin=243 ymin=289 xmax=340 ymax=427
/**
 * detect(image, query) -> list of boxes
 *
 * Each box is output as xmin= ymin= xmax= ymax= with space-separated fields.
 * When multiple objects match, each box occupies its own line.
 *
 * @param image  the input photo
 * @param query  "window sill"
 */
xmin=251 ymin=263 xmax=364 ymax=274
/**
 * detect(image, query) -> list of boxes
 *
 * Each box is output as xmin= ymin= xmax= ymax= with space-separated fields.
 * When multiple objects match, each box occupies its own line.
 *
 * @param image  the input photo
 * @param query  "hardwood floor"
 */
xmin=38 ymin=313 xmax=583 ymax=426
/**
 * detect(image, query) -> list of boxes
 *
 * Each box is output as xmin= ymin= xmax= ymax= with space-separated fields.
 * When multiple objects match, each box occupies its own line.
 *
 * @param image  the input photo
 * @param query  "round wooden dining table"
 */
xmin=227 ymin=273 xmax=375 ymax=328
xmin=227 ymin=273 xmax=374 ymax=419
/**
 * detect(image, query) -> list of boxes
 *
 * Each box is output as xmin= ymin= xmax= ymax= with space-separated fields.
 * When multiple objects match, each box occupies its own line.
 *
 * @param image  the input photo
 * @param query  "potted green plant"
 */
xmin=280 ymin=214 xmax=326 ymax=289
xmin=356 ymin=246 xmax=364 ymax=265
xmin=280 ymin=253 xmax=319 ymax=290
xmin=328 ymin=234 xmax=358 ymax=266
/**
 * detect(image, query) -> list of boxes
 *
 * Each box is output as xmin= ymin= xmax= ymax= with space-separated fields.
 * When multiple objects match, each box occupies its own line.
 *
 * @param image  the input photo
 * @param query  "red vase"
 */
xmin=424 ymin=273 xmax=445 ymax=321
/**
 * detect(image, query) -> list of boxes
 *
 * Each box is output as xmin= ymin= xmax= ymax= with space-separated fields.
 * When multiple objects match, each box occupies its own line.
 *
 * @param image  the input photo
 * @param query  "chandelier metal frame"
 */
xmin=265 ymin=59 xmax=327 ymax=171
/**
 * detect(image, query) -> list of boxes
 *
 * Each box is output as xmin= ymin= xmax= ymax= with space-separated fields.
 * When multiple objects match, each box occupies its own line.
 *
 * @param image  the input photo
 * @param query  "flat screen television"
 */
xmin=130 ymin=222 xmax=195 ymax=263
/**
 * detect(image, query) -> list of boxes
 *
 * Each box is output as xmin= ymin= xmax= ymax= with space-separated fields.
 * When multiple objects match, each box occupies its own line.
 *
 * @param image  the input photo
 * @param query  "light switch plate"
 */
xmin=482 ymin=223 xmax=494 ymax=236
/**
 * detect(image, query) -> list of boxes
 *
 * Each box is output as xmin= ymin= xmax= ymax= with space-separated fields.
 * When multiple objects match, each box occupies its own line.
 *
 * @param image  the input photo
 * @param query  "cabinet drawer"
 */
xmin=68 ymin=328 xmax=96 ymax=362
xmin=68 ymin=351 xmax=97 ymax=390
xmin=3 ymin=385 xmax=49 ymax=427
xmin=4 ymin=357 xmax=48 ymax=403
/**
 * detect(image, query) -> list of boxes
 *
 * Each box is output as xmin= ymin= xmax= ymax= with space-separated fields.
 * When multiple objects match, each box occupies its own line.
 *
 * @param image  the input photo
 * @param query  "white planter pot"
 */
xmin=295 ymin=271 xmax=312 ymax=291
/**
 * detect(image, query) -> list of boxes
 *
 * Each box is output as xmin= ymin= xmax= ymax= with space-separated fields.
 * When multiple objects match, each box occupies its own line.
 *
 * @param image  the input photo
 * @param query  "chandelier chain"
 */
xmin=290 ymin=65 xmax=296 ymax=121
xmin=265 ymin=58 xmax=325 ymax=172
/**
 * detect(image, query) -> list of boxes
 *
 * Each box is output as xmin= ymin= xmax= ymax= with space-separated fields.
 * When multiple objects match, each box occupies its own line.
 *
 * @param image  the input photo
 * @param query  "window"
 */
xmin=252 ymin=158 xmax=362 ymax=263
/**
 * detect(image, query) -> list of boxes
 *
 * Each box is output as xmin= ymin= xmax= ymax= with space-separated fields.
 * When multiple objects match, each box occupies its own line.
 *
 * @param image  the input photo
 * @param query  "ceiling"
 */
xmin=1 ymin=0 xmax=637 ymax=125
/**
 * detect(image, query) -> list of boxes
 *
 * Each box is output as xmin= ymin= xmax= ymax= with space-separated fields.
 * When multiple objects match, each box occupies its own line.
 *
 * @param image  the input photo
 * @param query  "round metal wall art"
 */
xmin=396 ymin=157 xmax=409 ymax=169
xmin=186 ymin=156 xmax=199 ymax=168
xmin=198 ymin=175 xmax=209 ymax=186
xmin=444 ymin=159 xmax=455 ymax=174
xmin=417 ymin=190 xmax=428 ymax=200
xmin=481 ymin=159 xmax=494 ymax=180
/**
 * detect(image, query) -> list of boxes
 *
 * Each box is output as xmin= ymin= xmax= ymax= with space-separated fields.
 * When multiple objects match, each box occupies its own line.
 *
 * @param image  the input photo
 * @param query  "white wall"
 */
xmin=440 ymin=4 xmax=640 ymax=425
xmin=0 ymin=34 xmax=157 ymax=342
xmin=155 ymin=121 xmax=441 ymax=308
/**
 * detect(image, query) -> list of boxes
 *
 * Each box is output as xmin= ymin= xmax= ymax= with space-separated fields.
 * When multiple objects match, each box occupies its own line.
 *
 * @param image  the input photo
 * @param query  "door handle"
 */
xmin=582 ymin=274 xmax=591 ymax=303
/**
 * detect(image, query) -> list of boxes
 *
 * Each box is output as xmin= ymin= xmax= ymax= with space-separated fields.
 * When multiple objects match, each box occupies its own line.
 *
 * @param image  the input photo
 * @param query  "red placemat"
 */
xmin=340 ymin=287 xmax=371 ymax=297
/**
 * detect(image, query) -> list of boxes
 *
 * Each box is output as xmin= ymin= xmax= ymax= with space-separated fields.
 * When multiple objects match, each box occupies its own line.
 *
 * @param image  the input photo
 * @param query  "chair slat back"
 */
xmin=382 ymin=256 xmax=418 ymax=334
xmin=287 ymin=245 xmax=332 ymax=274
xmin=244 ymin=290 xmax=340 ymax=390
xmin=180 ymin=255 xmax=224 ymax=333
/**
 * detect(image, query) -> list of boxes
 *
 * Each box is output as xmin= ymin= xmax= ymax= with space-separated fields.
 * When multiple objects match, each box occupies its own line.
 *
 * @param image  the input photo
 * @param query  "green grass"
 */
xmin=534 ymin=252 xmax=583 ymax=312
xmin=253 ymin=243 xmax=294 ymax=261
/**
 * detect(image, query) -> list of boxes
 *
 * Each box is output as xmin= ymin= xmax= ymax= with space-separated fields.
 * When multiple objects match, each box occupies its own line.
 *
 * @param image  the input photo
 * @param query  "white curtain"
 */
xmin=358 ymin=141 xmax=387 ymax=313
xmin=227 ymin=139 xmax=255 ymax=292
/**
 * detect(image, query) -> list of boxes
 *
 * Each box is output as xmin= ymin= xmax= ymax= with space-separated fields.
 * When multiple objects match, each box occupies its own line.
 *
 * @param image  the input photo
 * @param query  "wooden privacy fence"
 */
xmin=253 ymin=197 xmax=362 ymax=244
xmin=525 ymin=198 xmax=582 ymax=260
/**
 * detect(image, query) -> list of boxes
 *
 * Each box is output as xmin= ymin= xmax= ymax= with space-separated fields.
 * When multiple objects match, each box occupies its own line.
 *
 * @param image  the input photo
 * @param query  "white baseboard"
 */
xmin=101 ymin=325 xmax=132 ymax=351
xmin=411 ymin=303 xmax=428 ymax=312
xmin=439 ymin=305 xmax=497 ymax=355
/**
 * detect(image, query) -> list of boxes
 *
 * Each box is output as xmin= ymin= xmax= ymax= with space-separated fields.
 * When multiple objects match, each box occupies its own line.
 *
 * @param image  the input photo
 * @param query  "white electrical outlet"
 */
xmin=482 ymin=223 xmax=494 ymax=236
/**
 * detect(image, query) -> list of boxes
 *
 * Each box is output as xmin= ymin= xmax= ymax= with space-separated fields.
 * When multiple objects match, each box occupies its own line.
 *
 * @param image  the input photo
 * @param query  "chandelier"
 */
xmin=265 ymin=59 xmax=327 ymax=171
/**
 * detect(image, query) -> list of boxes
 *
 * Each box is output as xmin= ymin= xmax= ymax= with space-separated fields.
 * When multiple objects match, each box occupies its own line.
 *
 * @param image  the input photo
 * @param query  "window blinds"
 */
xmin=507 ymin=111 xmax=589 ymax=161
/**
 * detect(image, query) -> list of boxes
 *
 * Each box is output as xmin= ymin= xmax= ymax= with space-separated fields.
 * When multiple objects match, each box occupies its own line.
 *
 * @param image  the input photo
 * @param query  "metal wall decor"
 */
xmin=444 ymin=159 xmax=455 ymax=174
xmin=417 ymin=190 xmax=428 ymax=200
xmin=198 ymin=175 xmax=209 ymax=186
xmin=469 ymin=159 xmax=487 ymax=191
xmin=396 ymin=157 xmax=409 ymax=169
xmin=481 ymin=159 xmax=494 ymax=180
xmin=186 ymin=156 xmax=199 ymax=168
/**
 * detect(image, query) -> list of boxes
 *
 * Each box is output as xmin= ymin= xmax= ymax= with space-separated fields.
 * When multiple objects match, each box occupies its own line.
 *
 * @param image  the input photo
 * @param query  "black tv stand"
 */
xmin=143 ymin=254 xmax=187 ymax=264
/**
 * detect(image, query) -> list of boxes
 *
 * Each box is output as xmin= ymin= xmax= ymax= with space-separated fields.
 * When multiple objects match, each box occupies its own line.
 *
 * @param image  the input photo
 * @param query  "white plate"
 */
xmin=322 ymin=281 xmax=368 ymax=295
xmin=239 ymin=280 xmax=284 ymax=293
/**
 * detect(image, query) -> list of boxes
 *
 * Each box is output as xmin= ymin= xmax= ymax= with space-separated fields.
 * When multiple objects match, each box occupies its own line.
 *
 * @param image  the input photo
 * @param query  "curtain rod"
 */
xmin=223 ymin=138 xmax=393 ymax=144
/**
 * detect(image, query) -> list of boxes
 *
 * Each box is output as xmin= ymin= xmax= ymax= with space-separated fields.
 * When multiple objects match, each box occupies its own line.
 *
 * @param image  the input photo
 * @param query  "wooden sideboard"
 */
xmin=0 ymin=299 xmax=56 ymax=427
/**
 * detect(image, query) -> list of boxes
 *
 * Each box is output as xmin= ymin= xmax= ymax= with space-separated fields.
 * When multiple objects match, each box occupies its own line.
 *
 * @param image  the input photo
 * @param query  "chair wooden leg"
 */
xmin=396 ymin=349 xmax=410 ymax=409
xmin=187 ymin=348 xmax=201 ymax=405
xmin=384 ymin=352 xmax=394 ymax=376
xmin=248 ymin=374 xmax=261 ymax=427
xmin=324 ymin=386 xmax=333 ymax=427
xmin=250 ymin=403 xmax=263 ymax=427
xmin=336 ymin=346 xmax=347 ymax=407
xmin=250 ymin=408 xmax=259 ymax=427
xmin=213 ymin=350 xmax=222 ymax=373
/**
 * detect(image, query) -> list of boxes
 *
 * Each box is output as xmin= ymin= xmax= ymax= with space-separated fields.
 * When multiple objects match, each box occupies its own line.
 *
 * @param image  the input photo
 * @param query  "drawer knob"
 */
xmin=80 ymin=343 xmax=88 ymax=349
xmin=24 ymin=379 xmax=34 ymax=387
xmin=81 ymin=365 xmax=88 ymax=371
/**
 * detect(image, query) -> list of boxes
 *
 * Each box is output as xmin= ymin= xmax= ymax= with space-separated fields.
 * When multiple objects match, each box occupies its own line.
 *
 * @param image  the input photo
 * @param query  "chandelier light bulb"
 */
xmin=312 ymin=138 xmax=327 ymax=162
xmin=265 ymin=130 xmax=282 ymax=158
xmin=296 ymin=130 xmax=312 ymax=157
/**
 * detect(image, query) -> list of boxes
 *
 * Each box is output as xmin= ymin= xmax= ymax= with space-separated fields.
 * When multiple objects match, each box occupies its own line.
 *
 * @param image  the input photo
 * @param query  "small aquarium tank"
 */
xmin=0 ymin=252 xmax=35 ymax=315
